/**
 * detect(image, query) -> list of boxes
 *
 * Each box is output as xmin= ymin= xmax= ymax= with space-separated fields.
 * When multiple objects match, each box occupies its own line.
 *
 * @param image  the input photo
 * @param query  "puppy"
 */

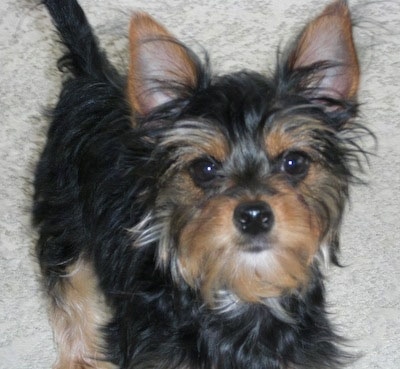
xmin=34 ymin=1 xmax=367 ymax=368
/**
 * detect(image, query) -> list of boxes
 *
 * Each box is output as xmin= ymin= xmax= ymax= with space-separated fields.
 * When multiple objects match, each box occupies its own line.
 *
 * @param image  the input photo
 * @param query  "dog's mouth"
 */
xmin=242 ymin=243 xmax=270 ymax=253
xmin=237 ymin=235 xmax=274 ymax=253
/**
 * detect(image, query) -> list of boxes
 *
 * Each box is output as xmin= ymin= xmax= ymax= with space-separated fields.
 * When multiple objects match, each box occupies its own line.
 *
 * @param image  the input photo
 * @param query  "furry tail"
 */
xmin=43 ymin=0 xmax=115 ymax=81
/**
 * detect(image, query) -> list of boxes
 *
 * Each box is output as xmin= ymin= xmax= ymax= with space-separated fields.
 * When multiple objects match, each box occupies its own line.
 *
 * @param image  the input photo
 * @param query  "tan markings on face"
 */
xmin=264 ymin=115 xmax=333 ymax=159
xmin=265 ymin=125 xmax=296 ymax=160
xmin=267 ymin=185 xmax=321 ymax=283
xmin=177 ymin=187 xmax=322 ymax=305
xmin=160 ymin=121 xmax=230 ymax=164
xmin=49 ymin=260 xmax=116 ymax=369
xmin=178 ymin=196 xmax=238 ymax=302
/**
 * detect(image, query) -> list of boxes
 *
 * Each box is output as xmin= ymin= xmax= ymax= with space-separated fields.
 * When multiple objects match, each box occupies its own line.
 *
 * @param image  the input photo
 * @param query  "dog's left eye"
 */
xmin=189 ymin=158 xmax=220 ymax=187
xmin=281 ymin=151 xmax=310 ymax=177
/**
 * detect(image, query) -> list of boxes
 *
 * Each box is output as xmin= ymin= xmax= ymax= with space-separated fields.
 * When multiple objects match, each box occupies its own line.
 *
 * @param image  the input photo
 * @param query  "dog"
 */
xmin=34 ymin=0 xmax=368 ymax=368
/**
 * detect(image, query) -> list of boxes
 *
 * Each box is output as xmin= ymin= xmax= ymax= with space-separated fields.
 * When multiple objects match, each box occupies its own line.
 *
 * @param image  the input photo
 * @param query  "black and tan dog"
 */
xmin=34 ymin=0 xmax=368 ymax=368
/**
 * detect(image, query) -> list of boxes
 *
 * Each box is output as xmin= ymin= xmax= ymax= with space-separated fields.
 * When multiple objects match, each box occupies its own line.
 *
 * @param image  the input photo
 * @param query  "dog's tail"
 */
xmin=43 ymin=0 xmax=116 ymax=81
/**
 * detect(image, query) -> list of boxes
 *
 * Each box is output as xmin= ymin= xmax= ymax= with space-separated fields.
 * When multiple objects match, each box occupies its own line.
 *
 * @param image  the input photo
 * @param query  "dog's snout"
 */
xmin=233 ymin=201 xmax=274 ymax=235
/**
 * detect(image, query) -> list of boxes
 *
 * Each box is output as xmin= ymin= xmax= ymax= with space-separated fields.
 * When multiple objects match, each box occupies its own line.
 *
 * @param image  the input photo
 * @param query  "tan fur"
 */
xmin=128 ymin=13 xmax=198 ymax=115
xmin=49 ymin=260 xmax=115 ymax=369
xmin=178 ymin=187 xmax=321 ymax=305
xmin=160 ymin=120 xmax=230 ymax=164
xmin=265 ymin=115 xmax=333 ymax=160
xmin=289 ymin=0 xmax=359 ymax=99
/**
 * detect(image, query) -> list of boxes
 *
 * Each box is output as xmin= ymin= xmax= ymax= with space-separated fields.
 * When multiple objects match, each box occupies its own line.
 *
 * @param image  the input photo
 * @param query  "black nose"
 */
xmin=233 ymin=201 xmax=274 ymax=235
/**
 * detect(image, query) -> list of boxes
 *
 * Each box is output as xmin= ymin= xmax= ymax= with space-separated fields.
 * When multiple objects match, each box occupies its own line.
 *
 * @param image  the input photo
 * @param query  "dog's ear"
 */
xmin=128 ymin=13 xmax=198 ymax=115
xmin=286 ymin=0 xmax=359 ymax=102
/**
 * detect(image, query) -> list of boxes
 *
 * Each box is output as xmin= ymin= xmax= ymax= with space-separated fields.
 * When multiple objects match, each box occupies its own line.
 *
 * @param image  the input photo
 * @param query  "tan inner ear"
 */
xmin=290 ymin=0 xmax=359 ymax=99
xmin=128 ymin=13 xmax=198 ymax=115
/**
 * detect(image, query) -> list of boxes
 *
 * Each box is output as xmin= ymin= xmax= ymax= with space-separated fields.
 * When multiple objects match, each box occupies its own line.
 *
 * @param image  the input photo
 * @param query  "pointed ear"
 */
xmin=287 ymin=0 xmax=359 ymax=101
xmin=128 ymin=13 xmax=199 ymax=115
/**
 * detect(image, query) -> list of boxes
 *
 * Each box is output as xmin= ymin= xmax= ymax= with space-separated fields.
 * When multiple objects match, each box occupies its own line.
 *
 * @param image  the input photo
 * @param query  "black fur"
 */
xmin=34 ymin=1 xmax=367 ymax=368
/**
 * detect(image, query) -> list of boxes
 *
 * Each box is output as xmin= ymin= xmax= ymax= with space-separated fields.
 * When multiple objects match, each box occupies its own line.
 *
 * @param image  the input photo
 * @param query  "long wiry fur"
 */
xmin=34 ymin=1 xmax=370 ymax=368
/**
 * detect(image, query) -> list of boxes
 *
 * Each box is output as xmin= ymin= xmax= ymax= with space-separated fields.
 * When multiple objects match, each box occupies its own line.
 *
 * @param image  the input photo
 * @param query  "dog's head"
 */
xmin=127 ymin=1 xmax=366 ymax=308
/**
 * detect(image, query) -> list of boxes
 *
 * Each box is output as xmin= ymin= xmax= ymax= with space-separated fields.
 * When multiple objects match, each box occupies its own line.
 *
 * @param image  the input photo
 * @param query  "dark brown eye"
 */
xmin=189 ymin=158 xmax=220 ymax=187
xmin=281 ymin=151 xmax=310 ymax=177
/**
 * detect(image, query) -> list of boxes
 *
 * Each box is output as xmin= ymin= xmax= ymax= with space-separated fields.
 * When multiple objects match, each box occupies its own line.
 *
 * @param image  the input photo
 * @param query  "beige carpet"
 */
xmin=1 ymin=0 xmax=399 ymax=368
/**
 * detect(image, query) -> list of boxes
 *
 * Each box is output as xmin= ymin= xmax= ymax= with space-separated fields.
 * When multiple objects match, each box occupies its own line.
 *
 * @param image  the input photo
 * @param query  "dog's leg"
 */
xmin=48 ymin=260 xmax=116 ymax=369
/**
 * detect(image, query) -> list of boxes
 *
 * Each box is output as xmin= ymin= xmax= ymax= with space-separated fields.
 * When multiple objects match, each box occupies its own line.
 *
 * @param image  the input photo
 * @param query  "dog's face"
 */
xmin=128 ymin=2 xmax=362 ymax=307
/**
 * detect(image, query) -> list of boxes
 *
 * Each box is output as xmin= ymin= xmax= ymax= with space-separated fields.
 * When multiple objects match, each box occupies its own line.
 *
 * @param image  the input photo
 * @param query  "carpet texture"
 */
xmin=1 ymin=0 xmax=399 ymax=368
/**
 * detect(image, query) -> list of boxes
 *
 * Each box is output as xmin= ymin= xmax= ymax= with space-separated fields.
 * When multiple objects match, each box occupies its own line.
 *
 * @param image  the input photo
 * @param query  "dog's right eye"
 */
xmin=189 ymin=158 xmax=220 ymax=187
xmin=280 ymin=151 xmax=310 ymax=177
